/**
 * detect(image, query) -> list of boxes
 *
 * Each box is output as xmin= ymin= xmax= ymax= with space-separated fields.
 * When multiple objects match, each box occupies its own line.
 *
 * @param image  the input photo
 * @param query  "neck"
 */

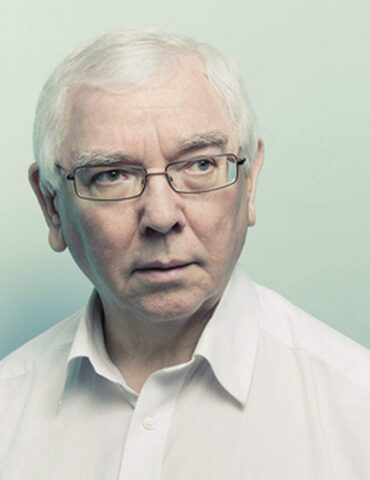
xmin=101 ymin=304 xmax=214 ymax=393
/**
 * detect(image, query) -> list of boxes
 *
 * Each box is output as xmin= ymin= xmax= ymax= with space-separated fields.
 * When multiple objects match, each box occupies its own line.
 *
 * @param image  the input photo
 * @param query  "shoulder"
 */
xmin=253 ymin=282 xmax=370 ymax=393
xmin=0 ymin=310 xmax=81 ymax=380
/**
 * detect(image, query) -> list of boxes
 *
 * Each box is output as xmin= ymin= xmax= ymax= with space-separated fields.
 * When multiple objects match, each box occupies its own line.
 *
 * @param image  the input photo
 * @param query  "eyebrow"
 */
xmin=70 ymin=132 xmax=229 ymax=168
xmin=177 ymin=132 xmax=229 ymax=154
xmin=71 ymin=152 xmax=136 ymax=168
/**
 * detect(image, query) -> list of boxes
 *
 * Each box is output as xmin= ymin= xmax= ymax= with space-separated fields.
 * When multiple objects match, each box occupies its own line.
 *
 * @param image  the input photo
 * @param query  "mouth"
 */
xmin=134 ymin=260 xmax=194 ymax=280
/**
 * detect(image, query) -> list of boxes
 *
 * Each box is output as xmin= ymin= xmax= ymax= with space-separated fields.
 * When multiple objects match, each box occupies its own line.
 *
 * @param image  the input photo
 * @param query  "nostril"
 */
xmin=143 ymin=221 xmax=182 ymax=238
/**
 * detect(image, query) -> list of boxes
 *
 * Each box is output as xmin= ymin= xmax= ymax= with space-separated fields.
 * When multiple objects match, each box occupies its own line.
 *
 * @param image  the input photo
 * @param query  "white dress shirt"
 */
xmin=1 ymin=266 xmax=370 ymax=479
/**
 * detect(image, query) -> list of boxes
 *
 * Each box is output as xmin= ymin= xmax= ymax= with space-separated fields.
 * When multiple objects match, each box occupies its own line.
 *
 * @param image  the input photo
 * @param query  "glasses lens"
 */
xmin=168 ymin=155 xmax=237 ymax=193
xmin=75 ymin=165 xmax=144 ymax=200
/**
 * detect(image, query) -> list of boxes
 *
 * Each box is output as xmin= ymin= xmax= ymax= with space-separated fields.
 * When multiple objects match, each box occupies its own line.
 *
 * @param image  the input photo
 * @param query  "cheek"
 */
xmin=61 ymin=203 xmax=138 ymax=273
xmin=186 ymin=187 xmax=249 ymax=258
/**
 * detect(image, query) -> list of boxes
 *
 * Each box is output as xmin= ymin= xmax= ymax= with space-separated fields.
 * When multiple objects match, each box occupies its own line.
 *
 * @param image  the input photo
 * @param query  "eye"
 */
xmin=186 ymin=158 xmax=216 ymax=174
xmin=196 ymin=159 xmax=212 ymax=171
xmin=92 ymin=169 xmax=128 ymax=184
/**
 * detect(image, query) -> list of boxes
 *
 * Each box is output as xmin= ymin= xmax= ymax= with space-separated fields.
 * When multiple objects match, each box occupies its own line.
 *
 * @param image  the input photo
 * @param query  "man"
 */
xmin=1 ymin=28 xmax=369 ymax=479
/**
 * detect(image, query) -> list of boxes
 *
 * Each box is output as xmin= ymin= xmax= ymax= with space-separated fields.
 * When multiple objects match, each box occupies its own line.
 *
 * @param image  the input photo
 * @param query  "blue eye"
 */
xmin=101 ymin=170 xmax=120 ymax=181
xmin=93 ymin=169 xmax=126 ymax=183
xmin=195 ymin=159 xmax=212 ymax=171
xmin=185 ymin=158 xmax=216 ymax=174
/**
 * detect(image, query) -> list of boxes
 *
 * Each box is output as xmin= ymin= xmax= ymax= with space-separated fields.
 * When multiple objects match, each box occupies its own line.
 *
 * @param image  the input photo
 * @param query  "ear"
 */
xmin=28 ymin=163 xmax=67 ymax=252
xmin=246 ymin=139 xmax=264 ymax=227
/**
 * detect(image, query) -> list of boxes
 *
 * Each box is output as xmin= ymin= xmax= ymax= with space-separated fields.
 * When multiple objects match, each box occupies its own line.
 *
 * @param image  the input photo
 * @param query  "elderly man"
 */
xmin=1 ymin=28 xmax=370 ymax=479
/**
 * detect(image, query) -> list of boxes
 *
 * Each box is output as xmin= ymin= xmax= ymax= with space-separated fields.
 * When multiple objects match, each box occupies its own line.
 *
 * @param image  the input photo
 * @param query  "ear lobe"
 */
xmin=28 ymin=163 xmax=67 ymax=252
xmin=247 ymin=139 xmax=264 ymax=227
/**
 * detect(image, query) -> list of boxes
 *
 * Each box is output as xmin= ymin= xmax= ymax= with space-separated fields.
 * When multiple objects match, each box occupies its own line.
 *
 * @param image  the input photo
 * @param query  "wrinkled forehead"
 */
xmin=61 ymin=57 xmax=238 ymax=166
xmin=66 ymin=54 xmax=230 ymax=116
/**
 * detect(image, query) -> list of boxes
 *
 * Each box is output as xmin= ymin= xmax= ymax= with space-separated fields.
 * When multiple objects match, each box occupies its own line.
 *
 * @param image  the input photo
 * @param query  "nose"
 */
xmin=137 ymin=171 xmax=185 ymax=236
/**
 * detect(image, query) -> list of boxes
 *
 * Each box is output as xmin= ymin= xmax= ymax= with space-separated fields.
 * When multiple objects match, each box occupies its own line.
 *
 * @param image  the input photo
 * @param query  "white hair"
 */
xmin=33 ymin=27 xmax=258 ymax=193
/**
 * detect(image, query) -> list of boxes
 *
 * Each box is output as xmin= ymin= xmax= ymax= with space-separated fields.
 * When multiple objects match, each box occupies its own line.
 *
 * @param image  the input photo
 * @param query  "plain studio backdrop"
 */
xmin=0 ymin=0 xmax=369 ymax=359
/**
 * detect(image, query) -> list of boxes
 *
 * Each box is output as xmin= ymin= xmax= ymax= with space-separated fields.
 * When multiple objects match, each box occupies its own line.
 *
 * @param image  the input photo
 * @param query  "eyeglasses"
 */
xmin=56 ymin=153 xmax=249 ymax=201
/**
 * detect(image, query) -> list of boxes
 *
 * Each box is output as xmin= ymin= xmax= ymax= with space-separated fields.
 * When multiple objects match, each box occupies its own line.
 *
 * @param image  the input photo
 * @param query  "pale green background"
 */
xmin=1 ymin=0 xmax=369 ymax=359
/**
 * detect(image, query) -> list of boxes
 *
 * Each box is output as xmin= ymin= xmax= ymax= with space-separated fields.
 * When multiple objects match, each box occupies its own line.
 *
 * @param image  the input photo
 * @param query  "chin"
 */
xmin=129 ymin=287 xmax=215 ymax=324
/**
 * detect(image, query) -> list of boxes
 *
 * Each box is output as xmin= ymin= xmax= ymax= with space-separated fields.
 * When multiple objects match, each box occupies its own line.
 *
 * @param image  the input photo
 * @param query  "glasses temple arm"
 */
xmin=56 ymin=164 xmax=75 ymax=181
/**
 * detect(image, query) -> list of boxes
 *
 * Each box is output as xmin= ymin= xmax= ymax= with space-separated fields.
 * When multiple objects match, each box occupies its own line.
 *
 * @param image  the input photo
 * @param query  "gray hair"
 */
xmin=33 ymin=27 xmax=258 ymax=193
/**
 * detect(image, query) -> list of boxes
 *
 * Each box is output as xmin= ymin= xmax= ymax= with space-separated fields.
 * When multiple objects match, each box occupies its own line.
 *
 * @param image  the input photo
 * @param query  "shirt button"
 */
xmin=143 ymin=416 xmax=156 ymax=431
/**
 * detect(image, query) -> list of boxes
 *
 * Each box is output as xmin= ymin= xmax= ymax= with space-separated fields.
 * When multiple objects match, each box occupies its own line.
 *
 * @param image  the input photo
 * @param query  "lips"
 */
xmin=132 ymin=259 xmax=196 ymax=283
xmin=135 ymin=260 xmax=191 ymax=272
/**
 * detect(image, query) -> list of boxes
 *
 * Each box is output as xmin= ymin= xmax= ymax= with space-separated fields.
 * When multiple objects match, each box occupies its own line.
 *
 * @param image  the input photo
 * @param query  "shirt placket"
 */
xmin=118 ymin=362 xmax=194 ymax=480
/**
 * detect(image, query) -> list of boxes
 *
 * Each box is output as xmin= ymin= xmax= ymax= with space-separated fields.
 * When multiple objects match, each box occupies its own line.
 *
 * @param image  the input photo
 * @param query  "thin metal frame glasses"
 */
xmin=56 ymin=153 xmax=248 ymax=201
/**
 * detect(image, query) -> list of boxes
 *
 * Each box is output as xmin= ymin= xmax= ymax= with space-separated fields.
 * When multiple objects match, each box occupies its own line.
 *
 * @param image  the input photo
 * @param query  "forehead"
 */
xmin=63 ymin=56 xmax=237 ymax=163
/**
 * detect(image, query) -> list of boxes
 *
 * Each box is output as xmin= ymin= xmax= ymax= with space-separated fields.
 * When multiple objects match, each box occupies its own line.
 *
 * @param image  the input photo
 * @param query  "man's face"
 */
xmin=36 ymin=56 xmax=262 ymax=323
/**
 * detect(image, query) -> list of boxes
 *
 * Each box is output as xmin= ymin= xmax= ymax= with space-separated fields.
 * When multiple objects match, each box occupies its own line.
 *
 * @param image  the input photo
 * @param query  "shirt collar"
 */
xmin=60 ymin=291 xmax=127 ymax=403
xmin=60 ymin=265 xmax=261 ymax=407
xmin=194 ymin=265 xmax=261 ymax=405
